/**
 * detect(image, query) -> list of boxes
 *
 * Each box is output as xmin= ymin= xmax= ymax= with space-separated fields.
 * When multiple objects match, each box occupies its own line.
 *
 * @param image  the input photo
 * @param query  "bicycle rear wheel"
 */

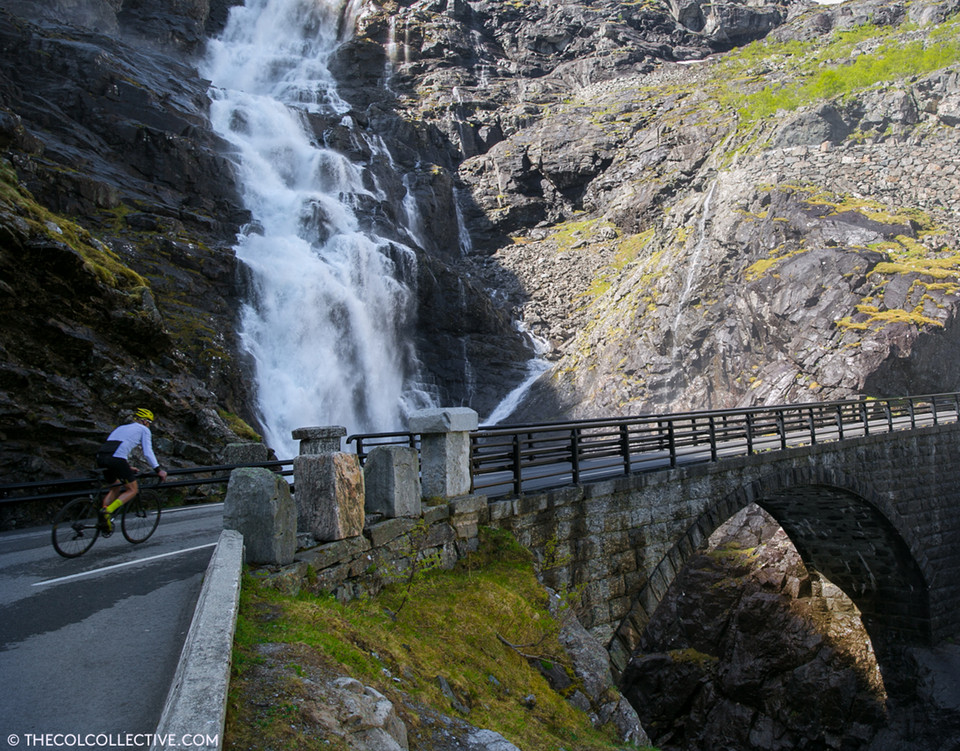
xmin=121 ymin=489 xmax=161 ymax=544
xmin=52 ymin=497 xmax=101 ymax=558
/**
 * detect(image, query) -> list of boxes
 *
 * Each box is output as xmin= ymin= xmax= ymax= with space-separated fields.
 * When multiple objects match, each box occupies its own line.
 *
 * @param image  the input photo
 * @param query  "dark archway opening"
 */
xmin=620 ymin=504 xmax=888 ymax=750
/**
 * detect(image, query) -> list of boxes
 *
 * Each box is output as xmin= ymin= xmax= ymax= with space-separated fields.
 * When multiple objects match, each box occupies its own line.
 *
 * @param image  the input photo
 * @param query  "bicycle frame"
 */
xmin=51 ymin=470 xmax=163 ymax=558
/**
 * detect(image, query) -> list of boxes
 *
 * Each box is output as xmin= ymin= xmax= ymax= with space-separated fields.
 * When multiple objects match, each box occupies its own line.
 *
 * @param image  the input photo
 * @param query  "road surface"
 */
xmin=0 ymin=503 xmax=224 ymax=750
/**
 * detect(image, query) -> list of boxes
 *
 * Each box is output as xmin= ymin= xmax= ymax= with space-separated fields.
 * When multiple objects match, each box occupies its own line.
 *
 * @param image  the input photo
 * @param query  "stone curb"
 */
xmin=151 ymin=529 xmax=244 ymax=751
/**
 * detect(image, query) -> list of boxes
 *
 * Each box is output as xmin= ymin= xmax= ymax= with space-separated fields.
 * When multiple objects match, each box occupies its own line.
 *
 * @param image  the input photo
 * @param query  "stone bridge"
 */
xmin=227 ymin=406 xmax=960 ymax=717
xmin=484 ymin=420 xmax=960 ymax=700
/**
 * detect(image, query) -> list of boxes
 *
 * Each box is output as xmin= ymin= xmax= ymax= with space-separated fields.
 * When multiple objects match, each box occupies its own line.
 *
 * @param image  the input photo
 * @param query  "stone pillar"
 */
xmin=408 ymin=408 xmax=478 ymax=499
xmin=292 ymin=426 xmax=365 ymax=542
xmin=364 ymin=445 xmax=421 ymax=518
xmin=223 ymin=467 xmax=296 ymax=565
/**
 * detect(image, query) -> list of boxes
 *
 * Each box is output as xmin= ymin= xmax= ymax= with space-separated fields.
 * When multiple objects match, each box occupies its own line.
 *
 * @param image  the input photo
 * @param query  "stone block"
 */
xmin=295 ymin=535 xmax=372 ymax=571
xmin=488 ymin=499 xmax=516 ymax=521
xmin=449 ymin=494 xmax=487 ymax=516
xmin=292 ymin=425 xmax=346 ymax=455
xmin=408 ymin=407 xmax=479 ymax=434
xmin=409 ymin=408 xmax=477 ymax=499
xmin=364 ymin=445 xmax=421 ymax=518
xmin=295 ymin=452 xmax=365 ymax=542
xmin=223 ymin=467 xmax=297 ymax=565
xmin=423 ymin=503 xmax=450 ymax=523
xmin=367 ymin=517 xmax=418 ymax=548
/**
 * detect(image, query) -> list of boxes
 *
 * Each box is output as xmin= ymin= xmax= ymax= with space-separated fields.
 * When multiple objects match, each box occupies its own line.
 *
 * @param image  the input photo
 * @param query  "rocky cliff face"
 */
xmin=0 ymin=1 xmax=252 ymax=484
xmin=620 ymin=505 xmax=889 ymax=749
xmin=367 ymin=0 xmax=960 ymax=422
xmin=3 ymin=0 xmax=960 ymax=473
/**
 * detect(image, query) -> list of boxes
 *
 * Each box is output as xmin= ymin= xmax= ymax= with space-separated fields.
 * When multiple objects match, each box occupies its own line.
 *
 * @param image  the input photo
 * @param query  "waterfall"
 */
xmin=482 ymin=325 xmax=550 ymax=425
xmin=672 ymin=178 xmax=719 ymax=341
xmin=203 ymin=0 xmax=431 ymax=457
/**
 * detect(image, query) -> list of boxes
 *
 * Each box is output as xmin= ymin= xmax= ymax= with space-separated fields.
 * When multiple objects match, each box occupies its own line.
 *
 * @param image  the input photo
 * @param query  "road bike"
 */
xmin=51 ymin=470 xmax=162 ymax=558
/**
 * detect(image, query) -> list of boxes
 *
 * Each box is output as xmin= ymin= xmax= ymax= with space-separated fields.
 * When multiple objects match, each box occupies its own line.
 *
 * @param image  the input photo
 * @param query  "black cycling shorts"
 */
xmin=97 ymin=453 xmax=136 ymax=484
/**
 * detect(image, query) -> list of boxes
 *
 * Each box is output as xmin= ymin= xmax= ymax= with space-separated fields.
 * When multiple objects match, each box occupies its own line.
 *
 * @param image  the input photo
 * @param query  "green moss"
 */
xmin=690 ymin=14 xmax=960 ymax=151
xmin=0 ymin=159 xmax=147 ymax=290
xmin=744 ymin=247 xmax=809 ymax=281
xmin=218 ymin=409 xmax=262 ymax=442
xmin=549 ymin=215 xmax=618 ymax=251
xmin=837 ymin=303 xmax=944 ymax=332
xmin=227 ymin=529 xmax=651 ymax=751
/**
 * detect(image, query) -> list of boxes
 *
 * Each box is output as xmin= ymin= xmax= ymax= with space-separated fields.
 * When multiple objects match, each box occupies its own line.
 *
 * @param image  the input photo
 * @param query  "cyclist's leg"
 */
xmin=99 ymin=457 xmax=136 ymax=512
xmin=107 ymin=479 xmax=139 ymax=512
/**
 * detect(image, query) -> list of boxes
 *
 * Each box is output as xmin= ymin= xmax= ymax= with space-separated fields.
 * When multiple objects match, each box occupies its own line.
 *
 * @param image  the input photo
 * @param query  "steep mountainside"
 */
xmin=2 ymin=0 xmax=960 ymax=486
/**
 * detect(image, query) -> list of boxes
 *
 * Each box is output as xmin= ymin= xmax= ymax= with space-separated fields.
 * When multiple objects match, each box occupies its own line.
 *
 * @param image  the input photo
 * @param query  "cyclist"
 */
xmin=95 ymin=408 xmax=168 ymax=534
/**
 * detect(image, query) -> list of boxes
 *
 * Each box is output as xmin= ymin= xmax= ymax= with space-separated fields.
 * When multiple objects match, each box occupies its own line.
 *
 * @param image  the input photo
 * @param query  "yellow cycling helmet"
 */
xmin=135 ymin=407 xmax=155 ymax=422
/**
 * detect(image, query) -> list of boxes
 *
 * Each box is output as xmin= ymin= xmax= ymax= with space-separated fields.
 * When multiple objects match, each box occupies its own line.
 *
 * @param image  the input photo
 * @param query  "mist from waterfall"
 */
xmin=203 ymin=0 xmax=431 ymax=457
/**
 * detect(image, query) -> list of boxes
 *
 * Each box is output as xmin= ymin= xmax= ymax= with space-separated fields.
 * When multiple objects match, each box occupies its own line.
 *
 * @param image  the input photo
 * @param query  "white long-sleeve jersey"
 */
xmin=106 ymin=421 xmax=161 ymax=469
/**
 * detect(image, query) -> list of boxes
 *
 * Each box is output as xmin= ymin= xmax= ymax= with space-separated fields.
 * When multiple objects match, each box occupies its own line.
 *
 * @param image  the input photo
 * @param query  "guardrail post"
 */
xmin=860 ymin=402 xmax=870 ymax=436
xmin=708 ymin=416 xmax=718 ymax=461
xmin=776 ymin=411 xmax=786 ymax=451
xmin=364 ymin=445 xmax=421 ymax=519
xmin=834 ymin=405 xmax=844 ymax=440
xmin=884 ymin=401 xmax=893 ymax=432
xmin=570 ymin=429 xmax=581 ymax=484
xmin=745 ymin=413 xmax=754 ymax=454
xmin=221 ymin=442 xmax=270 ymax=465
xmin=408 ymin=408 xmax=478 ymax=499
xmin=806 ymin=408 xmax=816 ymax=445
xmin=667 ymin=420 xmax=677 ymax=467
xmin=223 ymin=468 xmax=295 ymax=565
xmin=512 ymin=434 xmax=522 ymax=496
xmin=620 ymin=424 xmax=632 ymax=475
xmin=292 ymin=426 xmax=364 ymax=542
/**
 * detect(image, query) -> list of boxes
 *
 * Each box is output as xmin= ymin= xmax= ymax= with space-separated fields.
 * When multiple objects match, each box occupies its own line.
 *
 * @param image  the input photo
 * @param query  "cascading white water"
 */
xmin=203 ymin=0 xmax=429 ymax=457
xmin=482 ymin=324 xmax=550 ymax=425
xmin=672 ymin=178 xmax=719 ymax=343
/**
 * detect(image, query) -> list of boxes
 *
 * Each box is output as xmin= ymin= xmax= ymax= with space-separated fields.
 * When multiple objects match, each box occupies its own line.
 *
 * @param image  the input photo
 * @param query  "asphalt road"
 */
xmin=0 ymin=502 xmax=225 ymax=750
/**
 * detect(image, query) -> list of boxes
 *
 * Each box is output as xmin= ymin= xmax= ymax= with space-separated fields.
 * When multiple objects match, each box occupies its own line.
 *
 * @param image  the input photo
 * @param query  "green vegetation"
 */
xmin=227 ymin=528 xmax=654 ymax=751
xmin=217 ymin=409 xmax=262 ymax=442
xmin=709 ymin=14 xmax=960 ymax=130
xmin=550 ymin=216 xmax=618 ymax=252
xmin=0 ymin=159 xmax=147 ymax=289
xmin=744 ymin=246 xmax=810 ymax=281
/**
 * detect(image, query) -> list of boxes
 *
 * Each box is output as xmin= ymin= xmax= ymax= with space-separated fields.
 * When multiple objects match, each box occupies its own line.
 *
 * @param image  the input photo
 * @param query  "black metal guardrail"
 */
xmin=350 ymin=392 xmax=960 ymax=499
xmin=7 ymin=392 xmax=960 ymax=507
xmin=0 ymin=460 xmax=294 ymax=506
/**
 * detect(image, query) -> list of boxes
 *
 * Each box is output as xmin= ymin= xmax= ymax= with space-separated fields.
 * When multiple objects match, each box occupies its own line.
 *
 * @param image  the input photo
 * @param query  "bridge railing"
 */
xmin=467 ymin=392 xmax=960 ymax=497
xmin=341 ymin=393 xmax=959 ymax=498
xmin=12 ymin=393 xmax=956 ymax=507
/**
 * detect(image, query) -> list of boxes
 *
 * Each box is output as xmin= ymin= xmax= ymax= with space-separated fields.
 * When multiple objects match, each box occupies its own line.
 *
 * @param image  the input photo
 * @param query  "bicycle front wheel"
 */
xmin=52 ymin=497 xmax=101 ymax=558
xmin=121 ymin=489 xmax=161 ymax=544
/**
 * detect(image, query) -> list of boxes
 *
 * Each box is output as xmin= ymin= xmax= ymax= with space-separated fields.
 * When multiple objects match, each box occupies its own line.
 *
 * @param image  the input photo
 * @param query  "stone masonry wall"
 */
xmin=256 ymin=422 xmax=960 ymax=686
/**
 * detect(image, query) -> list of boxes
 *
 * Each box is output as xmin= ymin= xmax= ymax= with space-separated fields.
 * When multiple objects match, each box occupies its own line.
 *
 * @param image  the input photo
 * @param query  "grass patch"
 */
xmin=550 ymin=216 xmax=618 ymax=252
xmin=227 ymin=528 xmax=654 ymax=750
xmin=708 ymin=14 xmax=960 ymax=133
xmin=218 ymin=409 xmax=262 ymax=442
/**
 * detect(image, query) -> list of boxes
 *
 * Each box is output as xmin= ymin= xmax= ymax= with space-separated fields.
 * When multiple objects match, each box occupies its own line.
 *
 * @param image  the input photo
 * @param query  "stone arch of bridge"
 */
xmin=608 ymin=466 xmax=932 ymax=697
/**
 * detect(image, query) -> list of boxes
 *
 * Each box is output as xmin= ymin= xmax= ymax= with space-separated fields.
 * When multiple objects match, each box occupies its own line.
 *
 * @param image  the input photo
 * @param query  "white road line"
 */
xmin=33 ymin=542 xmax=218 ymax=587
